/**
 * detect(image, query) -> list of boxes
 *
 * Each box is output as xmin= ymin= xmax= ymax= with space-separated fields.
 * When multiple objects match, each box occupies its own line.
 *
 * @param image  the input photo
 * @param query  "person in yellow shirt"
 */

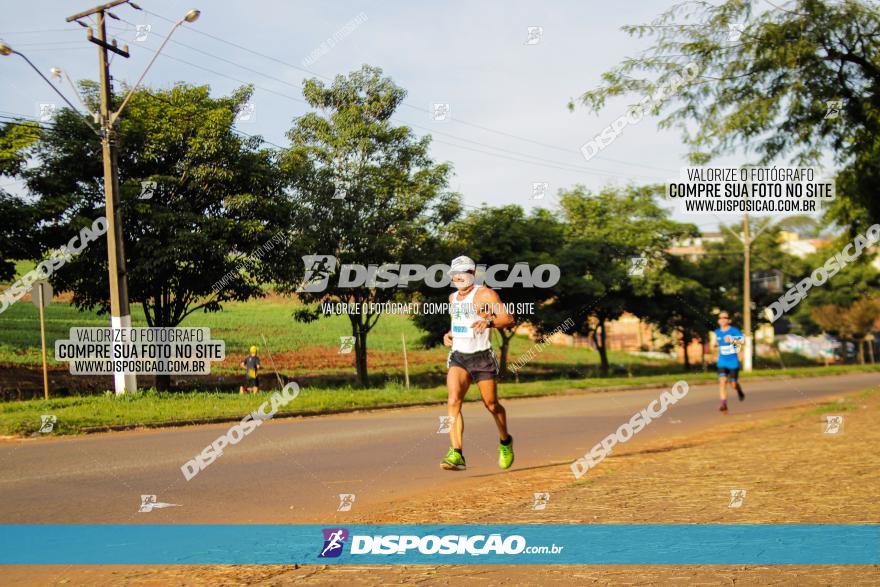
xmin=239 ymin=345 xmax=261 ymax=394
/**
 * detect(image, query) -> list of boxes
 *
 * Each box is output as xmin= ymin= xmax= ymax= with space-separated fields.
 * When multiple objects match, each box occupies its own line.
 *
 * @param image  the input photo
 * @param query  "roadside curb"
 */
xmin=72 ymin=369 xmax=879 ymax=435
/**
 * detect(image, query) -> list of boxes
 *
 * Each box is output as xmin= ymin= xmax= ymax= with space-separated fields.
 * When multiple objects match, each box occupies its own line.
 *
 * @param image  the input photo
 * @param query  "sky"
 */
xmin=1 ymin=0 xmax=830 ymax=233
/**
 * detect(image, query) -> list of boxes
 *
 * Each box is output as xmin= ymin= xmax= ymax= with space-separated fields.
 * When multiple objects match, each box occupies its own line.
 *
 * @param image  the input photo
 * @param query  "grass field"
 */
xmin=3 ymin=293 xmax=873 ymax=437
xmin=2 ymin=364 xmax=878 ymax=436
xmin=0 ymin=297 xmax=682 ymax=378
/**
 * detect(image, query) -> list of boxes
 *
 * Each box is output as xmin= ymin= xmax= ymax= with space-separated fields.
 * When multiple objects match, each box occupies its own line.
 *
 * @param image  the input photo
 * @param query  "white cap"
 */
xmin=448 ymin=255 xmax=476 ymax=274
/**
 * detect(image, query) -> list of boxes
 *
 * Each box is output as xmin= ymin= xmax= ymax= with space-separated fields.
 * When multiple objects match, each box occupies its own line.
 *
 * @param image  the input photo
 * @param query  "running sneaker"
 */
xmin=735 ymin=383 xmax=745 ymax=401
xmin=498 ymin=437 xmax=514 ymax=469
xmin=441 ymin=447 xmax=466 ymax=470
xmin=719 ymin=403 xmax=729 ymax=412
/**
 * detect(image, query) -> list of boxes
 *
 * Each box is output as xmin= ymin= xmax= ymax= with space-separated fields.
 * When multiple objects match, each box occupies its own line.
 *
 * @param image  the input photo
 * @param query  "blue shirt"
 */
xmin=715 ymin=326 xmax=742 ymax=368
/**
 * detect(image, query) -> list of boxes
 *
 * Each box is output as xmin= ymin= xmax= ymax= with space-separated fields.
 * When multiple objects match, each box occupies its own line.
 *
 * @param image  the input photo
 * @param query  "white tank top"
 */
xmin=450 ymin=286 xmax=491 ymax=353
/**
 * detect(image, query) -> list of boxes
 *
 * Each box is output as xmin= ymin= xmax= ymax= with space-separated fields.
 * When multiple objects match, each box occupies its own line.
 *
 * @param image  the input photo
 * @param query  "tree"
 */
xmin=702 ymin=219 xmax=807 ymax=334
xmin=541 ymin=184 xmax=697 ymax=375
xmin=792 ymin=243 xmax=880 ymax=343
xmin=10 ymin=83 xmax=281 ymax=389
xmin=425 ymin=205 xmax=563 ymax=374
xmin=845 ymin=296 xmax=880 ymax=363
xmin=271 ymin=65 xmax=458 ymax=387
xmin=775 ymin=214 xmax=822 ymax=238
xmin=572 ymin=0 xmax=880 ymax=231
xmin=811 ymin=296 xmax=880 ymax=363
xmin=0 ymin=121 xmax=40 ymax=281
xmin=639 ymin=254 xmax=715 ymax=371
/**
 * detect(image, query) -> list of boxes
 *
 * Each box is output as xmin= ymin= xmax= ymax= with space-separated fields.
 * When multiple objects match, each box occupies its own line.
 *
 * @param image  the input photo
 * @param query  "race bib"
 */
xmin=720 ymin=345 xmax=736 ymax=355
xmin=451 ymin=324 xmax=474 ymax=338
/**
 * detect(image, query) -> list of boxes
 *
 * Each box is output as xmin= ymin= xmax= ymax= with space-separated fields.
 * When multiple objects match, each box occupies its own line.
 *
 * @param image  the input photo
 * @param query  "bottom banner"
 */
xmin=0 ymin=524 xmax=876 ymax=565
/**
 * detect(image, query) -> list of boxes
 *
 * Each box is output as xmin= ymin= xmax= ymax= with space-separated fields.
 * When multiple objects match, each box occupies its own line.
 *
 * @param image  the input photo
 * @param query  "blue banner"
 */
xmin=1 ymin=524 xmax=876 ymax=565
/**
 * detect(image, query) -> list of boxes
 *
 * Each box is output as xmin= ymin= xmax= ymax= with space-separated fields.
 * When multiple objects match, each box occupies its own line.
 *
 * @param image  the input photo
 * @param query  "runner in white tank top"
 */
xmin=440 ymin=255 xmax=516 ymax=472
xmin=449 ymin=285 xmax=492 ymax=353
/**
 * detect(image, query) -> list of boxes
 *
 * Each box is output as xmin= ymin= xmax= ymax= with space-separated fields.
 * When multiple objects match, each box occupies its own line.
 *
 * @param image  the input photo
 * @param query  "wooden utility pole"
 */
xmin=742 ymin=213 xmax=753 ymax=372
xmin=35 ymin=283 xmax=50 ymax=400
xmin=67 ymin=1 xmax=136 ymax=395
xmin=401 ymin=333 xmax=410 ymax=389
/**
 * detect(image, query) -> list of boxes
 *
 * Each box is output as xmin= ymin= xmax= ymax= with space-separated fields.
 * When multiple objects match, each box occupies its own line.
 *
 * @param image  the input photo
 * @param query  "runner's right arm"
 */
xmin=443 ymin=291 xmax=454 ymax=346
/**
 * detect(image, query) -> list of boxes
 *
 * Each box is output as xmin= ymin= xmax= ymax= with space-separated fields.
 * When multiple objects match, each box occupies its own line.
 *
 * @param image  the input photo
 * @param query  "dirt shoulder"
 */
xmin=5 ymin=385 xmax=879 ymax=586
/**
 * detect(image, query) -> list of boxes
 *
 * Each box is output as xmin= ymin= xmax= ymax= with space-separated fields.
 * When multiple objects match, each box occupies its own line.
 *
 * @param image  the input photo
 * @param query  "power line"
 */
xmin=0 ymin=28 xmax=80 ymax=35
xmin=117 ymin=38 xmax=664 ymax=182
xmin=139 ymin=7 xmax=679 ymax=176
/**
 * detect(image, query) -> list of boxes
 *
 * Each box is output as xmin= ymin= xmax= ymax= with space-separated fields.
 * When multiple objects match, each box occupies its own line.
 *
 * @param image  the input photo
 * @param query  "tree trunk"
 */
xmin=498 ymin=329 xmax=514 ymax=376
xmin=682 ymin=330 xmax=691 ymax=371
xmin=353 ymin=323 xmax=369 ymax=387
xmin=700 ymin=334 xmax=707 ymax=372
xmin=596 ymin=319 xmax=609 ymax=376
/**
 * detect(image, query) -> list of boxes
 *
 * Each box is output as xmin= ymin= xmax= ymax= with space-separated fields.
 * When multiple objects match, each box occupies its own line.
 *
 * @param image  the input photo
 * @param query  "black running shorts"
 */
xmin=717 ymin=367 xmax=739 ymax=382
xmin=447 ymin=349 xmax=499 ymax=382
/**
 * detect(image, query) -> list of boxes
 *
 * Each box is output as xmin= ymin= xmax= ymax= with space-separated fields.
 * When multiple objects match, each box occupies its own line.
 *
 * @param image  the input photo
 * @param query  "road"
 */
xmin=1 ymin=372 xmax=876 ymax=524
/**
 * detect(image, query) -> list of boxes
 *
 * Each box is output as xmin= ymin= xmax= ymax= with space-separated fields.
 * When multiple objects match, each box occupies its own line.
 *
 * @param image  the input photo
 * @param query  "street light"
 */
xmin=3 ymin=5 xmax=202 ymax=396
xmin=66 ymin=3 xmax=201 ymax=395
xmin=111 ymin=9 xmax=201 ymax=124
xmin=0 ymin=42 xmax=100 ymax=135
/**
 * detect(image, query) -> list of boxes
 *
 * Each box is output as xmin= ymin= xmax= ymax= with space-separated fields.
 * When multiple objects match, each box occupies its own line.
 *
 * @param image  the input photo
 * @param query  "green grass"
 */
xmin=804 ymin=386 xmax=877 ymax=421
xmin=0 ymin=299 xmax=679 ymax=377
xmin=2 ymin=363 xmax=878 ymax=436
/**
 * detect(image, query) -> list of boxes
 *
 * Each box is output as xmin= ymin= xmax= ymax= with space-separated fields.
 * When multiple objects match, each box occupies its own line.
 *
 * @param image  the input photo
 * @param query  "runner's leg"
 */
xmin=447 ymin=366 xmax=470 ymax=450
xmin=476 ymin=378 xmax=509 ymax=441
xmin=719 ymin=374 xmax=728 ymax=402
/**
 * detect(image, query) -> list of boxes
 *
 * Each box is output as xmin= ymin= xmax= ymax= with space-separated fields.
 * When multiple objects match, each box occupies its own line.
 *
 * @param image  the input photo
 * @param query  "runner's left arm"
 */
xmin=472 ymin=288 xmax=514 ymax=332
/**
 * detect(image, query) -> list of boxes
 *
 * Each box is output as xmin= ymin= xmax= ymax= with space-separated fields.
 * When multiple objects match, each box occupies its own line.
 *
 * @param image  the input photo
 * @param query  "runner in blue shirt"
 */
xmin=713 ymin=311 xmax=745 ymax=412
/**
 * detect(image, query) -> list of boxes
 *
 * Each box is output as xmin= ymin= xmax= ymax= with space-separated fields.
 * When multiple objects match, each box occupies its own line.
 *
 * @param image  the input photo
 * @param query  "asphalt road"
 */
xmin=1 ymin=372 xmax=876 ymax=524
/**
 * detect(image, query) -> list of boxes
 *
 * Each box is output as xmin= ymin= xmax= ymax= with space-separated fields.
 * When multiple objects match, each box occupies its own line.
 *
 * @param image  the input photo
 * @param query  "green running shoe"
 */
xmin=498 ymin=436 xmax=514 ymax=469
xmin=441 ymin=447 xmax=466 ymax=470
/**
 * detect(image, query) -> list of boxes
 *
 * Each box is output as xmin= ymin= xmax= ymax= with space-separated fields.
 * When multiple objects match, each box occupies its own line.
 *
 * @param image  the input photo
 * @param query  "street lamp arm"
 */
xmin=749 ymin=218 xmax=775 ymax=244
xmin=111 ymin=13 xmax=197 ymax=125
xmin=57 ymin=68 xmax=99 ymax=121
xmin=8 ymin=49 xmax=102 ymax=137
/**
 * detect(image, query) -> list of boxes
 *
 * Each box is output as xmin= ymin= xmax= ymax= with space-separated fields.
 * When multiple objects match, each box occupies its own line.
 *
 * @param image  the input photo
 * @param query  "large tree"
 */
xmin=271 ymin=65 xmax=458 ymax=387
xmin=9 ymin=83 xmax=281 ymax=389
xmin=413 ymin=205 xmax=563 ymax=374
xmin=639 ymin=254 xmax=715 ymax=371
xmin=701 ymin=218 xmax=808 ymax=334
xmin=540 ymin=184 xmax=697 ymax=375
xmin=0 ymin=121 xmax=40 ymax=282
xmin=572 ymin=0 xmax=880 ymax=231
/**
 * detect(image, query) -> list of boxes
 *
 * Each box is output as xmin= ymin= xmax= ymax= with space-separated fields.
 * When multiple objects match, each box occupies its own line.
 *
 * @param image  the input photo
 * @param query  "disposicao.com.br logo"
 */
xmin=317 ymin=528 xmax=564 ymax=558
xmin=298 ymin=255 xmax=560 ymax=292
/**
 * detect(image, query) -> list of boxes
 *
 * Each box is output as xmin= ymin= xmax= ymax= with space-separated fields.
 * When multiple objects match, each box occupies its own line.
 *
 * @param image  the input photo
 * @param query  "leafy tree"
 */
xmin=9 ymin=83 xmax=281 ymax=389
xmin=0 ymin=121 xmax=40 ymax=281
xmin=810 ymin=296 xmax=880 ymax=363
xmin=700 ymin=219 xmax=807 ymax=335
xmin=271 ymin=65 xmax=458 ymax=387
xmin=572 ymin=0 xmax=880 ymax=231
xmin=541 ymin=184 xmax=697 ymax=375
xmin=639 ymin=254 xmax=715 ymax=370
xmin=416 ymin=205 xmax=563 ymax=374
xmin=775 ymin=214 xmax=822 ymax=238
xmin=791 ymin=244 xmax=880 ymax=340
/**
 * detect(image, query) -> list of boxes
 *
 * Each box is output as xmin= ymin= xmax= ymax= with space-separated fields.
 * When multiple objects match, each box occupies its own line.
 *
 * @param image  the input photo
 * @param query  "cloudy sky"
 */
xmin=2 ymin=0 xmax=828 ymax=231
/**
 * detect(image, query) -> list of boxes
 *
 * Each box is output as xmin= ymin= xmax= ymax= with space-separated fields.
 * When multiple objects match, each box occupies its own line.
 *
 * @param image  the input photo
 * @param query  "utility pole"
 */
xmin=742 ymin=213 xmax=753 ymax=372
xmin=67 ymin=1 xmax=136 ymax=395
xmin=3 ymin=2 xmax=199 ymax=395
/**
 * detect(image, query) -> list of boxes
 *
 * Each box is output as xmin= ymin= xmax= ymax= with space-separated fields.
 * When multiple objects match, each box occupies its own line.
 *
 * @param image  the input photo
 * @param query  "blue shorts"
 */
xmin=717 ymin=367 xmax=739 ymax=382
